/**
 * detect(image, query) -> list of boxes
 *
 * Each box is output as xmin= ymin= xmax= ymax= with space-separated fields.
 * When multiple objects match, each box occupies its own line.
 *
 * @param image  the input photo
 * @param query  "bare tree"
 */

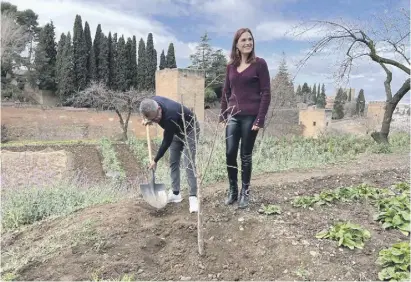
xmin=70 ymin=81 xmax=152 ymax=140
xmin=1 ymin=11 xmax=28 ymax=72
xmin=289 ymin=7 xmax=410 ymax=143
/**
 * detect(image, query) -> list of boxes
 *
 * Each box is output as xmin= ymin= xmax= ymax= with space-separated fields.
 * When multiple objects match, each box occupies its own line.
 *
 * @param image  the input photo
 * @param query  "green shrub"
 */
xmin=205 ymin=88 xmax=217 ymax=103
xmin=316 ymin=222 xmax=371 ymax=249
xmin=376 ymin=242 xmax=410 ymax=281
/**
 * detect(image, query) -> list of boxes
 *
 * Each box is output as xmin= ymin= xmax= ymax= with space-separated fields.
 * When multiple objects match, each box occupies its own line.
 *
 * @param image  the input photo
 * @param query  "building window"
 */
xmin=313 ymin=121 xmax=316 ymax=126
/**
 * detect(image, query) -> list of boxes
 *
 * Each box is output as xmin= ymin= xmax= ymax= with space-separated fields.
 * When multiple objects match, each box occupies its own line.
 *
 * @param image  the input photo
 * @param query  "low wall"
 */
xmin=1 ymin=105 xmax=160 ymax=141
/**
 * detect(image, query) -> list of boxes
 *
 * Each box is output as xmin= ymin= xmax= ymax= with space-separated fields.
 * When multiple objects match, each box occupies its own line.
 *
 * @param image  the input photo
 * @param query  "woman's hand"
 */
xmin=251 ymin=125 xmax=260 ymax=131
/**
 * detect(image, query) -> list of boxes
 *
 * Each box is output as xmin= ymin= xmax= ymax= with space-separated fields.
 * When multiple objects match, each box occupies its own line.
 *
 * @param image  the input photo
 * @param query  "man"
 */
xmin=139 ymin=96 xmax=200 ymax=213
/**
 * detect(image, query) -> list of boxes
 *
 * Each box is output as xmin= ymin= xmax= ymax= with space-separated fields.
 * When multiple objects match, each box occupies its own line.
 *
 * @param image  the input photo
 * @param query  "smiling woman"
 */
xmin=219 ymin=27 xmax=271 ymax=209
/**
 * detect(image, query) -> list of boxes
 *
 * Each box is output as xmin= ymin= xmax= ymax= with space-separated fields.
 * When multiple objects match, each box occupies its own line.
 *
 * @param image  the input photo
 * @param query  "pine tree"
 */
xmin=93 ymin=24 xmax=102 ymax=79
xmin=316 ymin=83 xmax=326 ymax=108
xmin=58 ymin=32 xmax=75 ymax=103
xmin=296 ymin=84 xmax=302 ymax=96
xmin=33 ymin=21 xmax=57 ymax=90
xmin=73 ymin=15 xmax=87 ymax=90
xmin=159 ymin=49 xmax=166 ymax=70
xmin=84 ymin=21 xmax=94 ymax=84
xmin=98 ymin=35 xmax=109 ymax=85
xmin=270 ymin=53 xmax=296 ymax=109
xmin=131 ymin=36 xmax=138 ymax=88
xmin=166 ymin=42 xmax=177 ymax=68
xmin=356 ymin=89 xmax=366 ymax=116
xmin=137 ymin=38 xmax=146 ymax=90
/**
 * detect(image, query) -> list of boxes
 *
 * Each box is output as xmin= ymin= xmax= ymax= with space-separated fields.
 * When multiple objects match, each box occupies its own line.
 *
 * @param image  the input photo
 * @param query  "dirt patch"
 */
xmin=1 ymin=144 xmax=106 ymax=184
xmin=1 ymin=148 xmax=74 ymax=188
xmin=1 ymin=153 xmax=409 ymax=281
xmin=114 ymin=144 xmax=146 ymax=188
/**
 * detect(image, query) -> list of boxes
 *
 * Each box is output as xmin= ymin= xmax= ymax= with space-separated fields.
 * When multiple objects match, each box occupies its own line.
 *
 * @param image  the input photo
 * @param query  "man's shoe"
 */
xmin=189 ymin=196 xmax=198 ymax=213
xmin=167 ymin=190 xmax=183 ymax=203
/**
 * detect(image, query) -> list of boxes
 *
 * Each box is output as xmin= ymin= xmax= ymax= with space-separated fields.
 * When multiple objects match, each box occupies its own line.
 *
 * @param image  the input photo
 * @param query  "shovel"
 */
xmin=139 ymin=125 xmax=168 ymax=209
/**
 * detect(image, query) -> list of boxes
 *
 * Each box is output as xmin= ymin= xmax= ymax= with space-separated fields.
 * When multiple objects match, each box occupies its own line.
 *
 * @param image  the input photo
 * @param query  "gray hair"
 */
xmin=139 ymin=98 xmax=158 ymax=117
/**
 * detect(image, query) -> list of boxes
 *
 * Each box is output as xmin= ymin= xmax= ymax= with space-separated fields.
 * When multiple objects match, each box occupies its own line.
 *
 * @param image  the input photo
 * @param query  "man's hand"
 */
xmin=148 ymin=160 xmax=157 ymax=170
xmin=142 ymin=119 xmax=152 ymax=126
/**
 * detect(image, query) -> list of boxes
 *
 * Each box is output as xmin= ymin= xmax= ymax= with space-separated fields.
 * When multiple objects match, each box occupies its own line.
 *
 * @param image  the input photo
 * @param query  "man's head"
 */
xmin=140 ymin=98 xmax=162 ymax=123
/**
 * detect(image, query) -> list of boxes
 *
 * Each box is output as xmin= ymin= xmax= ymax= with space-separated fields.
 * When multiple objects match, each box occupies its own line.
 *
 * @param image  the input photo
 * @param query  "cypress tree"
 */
xmin=110 ymin=33 xmax=118 ymax=90
xmin=33 ymin=21 xmax=57 ymax=90
xmin=145 ymin=33 xmax=156 ymax=90
xmin=84 ymin=21 xmax=93 ymax=84
xmin=93 ymin=24 xmax=102 ymax=79
xmin=58 ymin=32 xmax=75 ymax=102
xmin=137 ymin=38 xmax=146 ymax=90
xmin=316 ymin=83 xmax=326 ymax=108
xmin=73 ymin=15 xmax=87 ymax=90
xmin=55 ymin=33 xmax=66 ymax=90
xmin=166 ymin=42 xmax=176 ymax=68
xmin=98 ymin=35 xmax=109 ymax=85
xmin=159 ymin=49 xmax=166 ymax=70
xmin=126 ymin=37 xmax=133 ymax=89
xmin=116 ymin=36 xmax=128 ymax=91
xmin=107 ymin=32 xmax=113 ymax=88
xmin=131 ymin=36 xmax=138 ymax=88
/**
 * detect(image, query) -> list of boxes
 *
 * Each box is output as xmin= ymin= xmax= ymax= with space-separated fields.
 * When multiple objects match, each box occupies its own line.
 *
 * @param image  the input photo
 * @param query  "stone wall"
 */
xmin=299 ymin=107 xmax=332 ymax=138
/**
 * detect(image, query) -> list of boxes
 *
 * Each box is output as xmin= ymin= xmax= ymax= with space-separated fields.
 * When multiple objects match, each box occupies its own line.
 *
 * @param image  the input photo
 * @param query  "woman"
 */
xmin=219 ymin=28 xmax=271 ymax=209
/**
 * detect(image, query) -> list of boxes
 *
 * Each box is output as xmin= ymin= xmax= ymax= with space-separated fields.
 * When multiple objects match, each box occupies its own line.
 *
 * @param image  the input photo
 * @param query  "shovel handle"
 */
xmin=146 ymin=125 xmax=153 ymax=161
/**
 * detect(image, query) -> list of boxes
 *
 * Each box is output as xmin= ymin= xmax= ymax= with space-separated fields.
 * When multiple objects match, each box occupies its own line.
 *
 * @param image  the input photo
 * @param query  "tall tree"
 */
xmin=93 ymin=24 xmax=102 ymax=79
xmin=316 ymin=83 xmax=326 ymax=108
xmin=296 ymin=85 xmax=302 ymax=96
xmin=301 ymin=82 xmax=311 ymax=103
xmin=110 ymin=33 xmax=118 ymax=90
xmin=107 ymin=32 xmax=114 ymax=88
xmin=84 ymin=21 xmax=94 ymax=84
xmin=58 ymin=32 xmax=75 ymax=103
xmin=73 ymin=15 xmax=87 ymax=90
xmin=33 ymin=21 xmax=57 ymax=90
xmin=136 ymin=38 xmax=146 ymax=90
xmin=98 ymin=34 xmax=109 ymax=85
xmin=159 ymin=49 xmax=166 ymax=70
xmin=126 ymin=37 xmax=134 ymax=89
xmin=131 ymin=36 xmax=138 ymax=88
xmin=310 ymin=83 xmax=317 ymax=105
xmin=16 ymin=9 xmax=40 ymax=74
xmin=269 ymin=53 xmax=296 ymax=110
xmin=165 ymin=42 xmax=177 ymax=68
xmin=145 ymin=33 xmax=156 ymax=90
xmin=356 ymin=89 xmax=366 ymax=116
xmin=333 ymin=87 xmax=347 ymax=119
xmin=317 ymin=83 xmax=320 ymax=101
xmin=55 ymin=33 xmax=66 ymax=90
xmin=116 ymin=36 xmax=128 ymax=92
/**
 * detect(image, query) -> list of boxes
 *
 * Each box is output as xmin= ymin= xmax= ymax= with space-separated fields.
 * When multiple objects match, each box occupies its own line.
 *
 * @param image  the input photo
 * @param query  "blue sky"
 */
xmin=9 ymin=0 xmax=410 ymax=103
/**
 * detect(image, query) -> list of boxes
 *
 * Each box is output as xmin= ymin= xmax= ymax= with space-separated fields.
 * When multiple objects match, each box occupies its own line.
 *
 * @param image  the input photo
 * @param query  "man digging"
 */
xmin=139 ymin=96 xmax=200 ymax=213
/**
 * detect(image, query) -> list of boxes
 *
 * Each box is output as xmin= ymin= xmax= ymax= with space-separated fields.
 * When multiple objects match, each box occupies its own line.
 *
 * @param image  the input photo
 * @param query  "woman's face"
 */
xmin=236 ymin=31 xmax=253 ymax=56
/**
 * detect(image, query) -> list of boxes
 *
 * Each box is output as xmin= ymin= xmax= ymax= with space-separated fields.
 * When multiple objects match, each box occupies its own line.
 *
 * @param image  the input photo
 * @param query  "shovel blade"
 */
xmin=139 ymin=183 xmax=168 ymax=209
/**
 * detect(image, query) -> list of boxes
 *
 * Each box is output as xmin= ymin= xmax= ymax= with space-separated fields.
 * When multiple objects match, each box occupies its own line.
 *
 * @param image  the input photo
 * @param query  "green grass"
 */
xmin=1 ymin=181 xmax=123 ymax=231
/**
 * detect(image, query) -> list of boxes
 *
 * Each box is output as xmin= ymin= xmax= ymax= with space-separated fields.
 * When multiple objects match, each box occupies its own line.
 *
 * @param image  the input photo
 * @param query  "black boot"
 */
xmin=225 ymin=179 xmax=238 ymax=205
xmin=238 ymin=184 xmax=250 ymax=209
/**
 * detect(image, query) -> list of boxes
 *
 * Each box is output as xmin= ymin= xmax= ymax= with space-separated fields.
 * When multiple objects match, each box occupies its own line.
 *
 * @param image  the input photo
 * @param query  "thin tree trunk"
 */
xmin=115 ymin=109 xmax=128 ymax=141
xmin=197 ymin=175 xmax=204 ymax=256
xmin=371 ymin=78 xmax=410 ymax=143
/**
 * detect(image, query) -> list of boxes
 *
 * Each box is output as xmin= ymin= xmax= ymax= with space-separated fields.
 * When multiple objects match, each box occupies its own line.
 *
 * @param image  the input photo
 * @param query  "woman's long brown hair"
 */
xmin=228 ymin=28 xmax=256 ymax=67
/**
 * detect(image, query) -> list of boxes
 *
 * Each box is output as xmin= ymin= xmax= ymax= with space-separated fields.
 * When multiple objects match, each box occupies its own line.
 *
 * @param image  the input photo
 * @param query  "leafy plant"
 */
xmin=292 ymin=196 xmax=318 ymax=208
xmin=316 ymin=222 xmax=371 ymax=249
xmin=374 ymin=194 xmax=410 ymax=236
xmin=376 ymin=242 xmax=410 ymax=281
xmin=258 ymin=204 xmax=282 ymax=215
xmin=99 ymin=137 xmax=125 ymax=181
